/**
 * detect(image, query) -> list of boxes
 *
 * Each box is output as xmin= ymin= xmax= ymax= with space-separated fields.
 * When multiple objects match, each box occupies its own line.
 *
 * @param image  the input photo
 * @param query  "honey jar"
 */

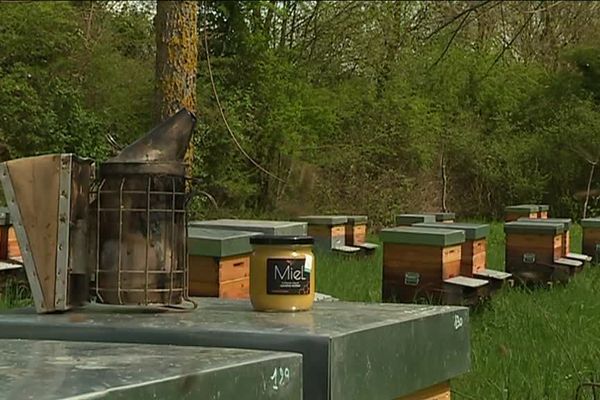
xmin=249 ymin=235 xmax=315 ymax=312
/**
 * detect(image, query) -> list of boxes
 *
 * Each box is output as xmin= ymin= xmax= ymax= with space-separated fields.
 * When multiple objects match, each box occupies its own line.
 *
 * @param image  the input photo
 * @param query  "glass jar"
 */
xmin=249 ymin=235 xmax=315 ymax=312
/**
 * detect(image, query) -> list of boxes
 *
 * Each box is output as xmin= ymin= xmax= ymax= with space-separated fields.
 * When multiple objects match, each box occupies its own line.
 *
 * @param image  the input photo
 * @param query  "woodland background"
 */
xmin=3 ymin=1 xmax=600 ymax=226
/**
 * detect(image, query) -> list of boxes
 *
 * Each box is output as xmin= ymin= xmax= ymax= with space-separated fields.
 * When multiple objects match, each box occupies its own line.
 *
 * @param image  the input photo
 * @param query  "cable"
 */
xmin=202 ymin=12 xmax=285 ymax=183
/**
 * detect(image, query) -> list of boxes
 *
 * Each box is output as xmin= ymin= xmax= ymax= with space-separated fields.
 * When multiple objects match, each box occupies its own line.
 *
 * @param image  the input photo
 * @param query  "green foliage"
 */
xmin=2 ymin=1 xmax=600 ymax=223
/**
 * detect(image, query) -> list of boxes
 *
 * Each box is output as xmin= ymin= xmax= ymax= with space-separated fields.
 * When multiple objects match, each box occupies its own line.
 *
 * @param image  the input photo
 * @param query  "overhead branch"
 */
xmin=482 ymin=1 xmax=544 ymax=79
xmin=428 ymin=10 xmax=471 ymax=70
xmin=424 ymin=0 xmax=497 ymax=41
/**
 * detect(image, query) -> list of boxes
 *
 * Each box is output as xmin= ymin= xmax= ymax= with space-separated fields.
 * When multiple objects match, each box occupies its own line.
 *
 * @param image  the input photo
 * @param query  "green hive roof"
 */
xmin=504 ymin=221 xmax=564 ymax=235
xmin=295 ymin=215 xmax=348 ymax=225
xmin=187 ymin=227 xmax=261 ymax=257
xmin=428 ymin=212 xmax=456 ymax=221
xmin=188 ymin=219 xmax=307 ymax=236
xmin=413 ymin=222 xmax=489 ymax=240
xmin=581 ymin=218 xmax=600 ymax=228
xmin=380 ymin=226 xmax=465 ymax=246
xmin=505 ymin=204 xmax=540 ymax=213
xmin=342 ymin=215 xmax=368 ymax=224
xmin=395 ymin=214 xmax=436 ymax=226
xmin=517 ymin=217 xmax=571 ymax=230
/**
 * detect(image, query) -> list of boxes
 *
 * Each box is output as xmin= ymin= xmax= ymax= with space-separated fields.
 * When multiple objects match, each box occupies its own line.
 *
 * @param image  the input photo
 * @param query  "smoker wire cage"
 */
xmin=90 ymin=162 xmax=189 ymax=306
xmin=91 ymin=165 xmax=188 ymax=306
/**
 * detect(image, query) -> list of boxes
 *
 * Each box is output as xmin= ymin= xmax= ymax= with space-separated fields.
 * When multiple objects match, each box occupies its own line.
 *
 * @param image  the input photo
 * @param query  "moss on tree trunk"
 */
xmin=154 ymin=1 xmax=198 ymax=167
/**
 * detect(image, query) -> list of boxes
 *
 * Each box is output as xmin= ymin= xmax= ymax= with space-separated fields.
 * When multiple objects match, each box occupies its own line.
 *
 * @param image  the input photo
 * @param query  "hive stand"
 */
xmin=537 ymin=205 xmax=549 ymax=219
xmin=381 ymin=226 xmax=489 ymax=305
xmin=413 ymin=222 xmax=511 ymax=291
xmin=581 ymin=218 xmax=600 ymax=263
xmin=295 ymin=215 xmax=361 ymax=254
xmin=504 ymin=221 xmax=581 ymax=284
xmin=517 ymin=218 xmax=591 ymax=264
xmin=504 ymin=205 xmax=539 ymax=222
xmin=395 ymin=214 xmax=436 ymax=226
xmin=429 ymin=212 xmax=456 ymax=223
xmin=189 ymin=219 xmax=307 ymax=236
xmin=188 ymin=227 xmax=262 ymax=299
xmin=342 ymin=215 xmax=378 ymax=253
xmin=0 ymin=299 xmax=470 ymax=400
xmin=0 ymin=339 xmax=302 ymax=400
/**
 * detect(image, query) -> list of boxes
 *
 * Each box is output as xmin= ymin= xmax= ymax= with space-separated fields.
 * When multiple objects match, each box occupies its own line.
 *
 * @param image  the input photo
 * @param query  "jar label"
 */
xmin=267 ymin=258 xmax=310 ymax=295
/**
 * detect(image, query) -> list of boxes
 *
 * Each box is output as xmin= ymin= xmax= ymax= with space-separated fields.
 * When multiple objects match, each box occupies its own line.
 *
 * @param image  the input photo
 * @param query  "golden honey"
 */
xmin=249 ymin=236 xmax=315 ymax=312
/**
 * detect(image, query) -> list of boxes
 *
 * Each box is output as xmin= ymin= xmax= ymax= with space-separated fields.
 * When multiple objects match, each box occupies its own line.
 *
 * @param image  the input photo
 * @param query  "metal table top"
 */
xmin=0 ymin=339 xmax=302 ymax=400
xmin=0 ymin=299 xmax=470 ymax=400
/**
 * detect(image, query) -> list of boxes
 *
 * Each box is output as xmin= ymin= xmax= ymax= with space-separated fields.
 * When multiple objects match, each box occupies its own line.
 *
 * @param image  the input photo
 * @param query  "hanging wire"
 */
xmin=202 ymin=9 xmax=285 ymax=183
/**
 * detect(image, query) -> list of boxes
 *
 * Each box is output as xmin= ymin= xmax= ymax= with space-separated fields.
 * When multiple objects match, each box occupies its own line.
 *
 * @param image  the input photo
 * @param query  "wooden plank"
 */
xmin=395 ymin=382 xmax=451 ymax=400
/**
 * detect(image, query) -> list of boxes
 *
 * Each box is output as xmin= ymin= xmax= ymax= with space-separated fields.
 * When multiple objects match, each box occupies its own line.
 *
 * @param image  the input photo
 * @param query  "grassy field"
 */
xmin=316 ymin=222 xmax=600 ymax=400
xmin=2 ymin=222 xmax=599 ymax=398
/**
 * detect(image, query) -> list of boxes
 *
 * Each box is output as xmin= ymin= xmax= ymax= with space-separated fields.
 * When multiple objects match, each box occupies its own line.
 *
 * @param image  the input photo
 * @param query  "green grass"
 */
xmin=316 ymin=223 xmax=600 ymax=399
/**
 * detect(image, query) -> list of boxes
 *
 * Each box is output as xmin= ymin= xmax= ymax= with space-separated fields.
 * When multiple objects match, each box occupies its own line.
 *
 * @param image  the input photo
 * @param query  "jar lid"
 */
xmin=250 ymin=235 xmax=314 ymax=245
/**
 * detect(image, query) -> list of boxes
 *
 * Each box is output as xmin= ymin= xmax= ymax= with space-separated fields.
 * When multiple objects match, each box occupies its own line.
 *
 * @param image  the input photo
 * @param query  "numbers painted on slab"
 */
xmin=270 ymin=366 xmax=291 ymax=390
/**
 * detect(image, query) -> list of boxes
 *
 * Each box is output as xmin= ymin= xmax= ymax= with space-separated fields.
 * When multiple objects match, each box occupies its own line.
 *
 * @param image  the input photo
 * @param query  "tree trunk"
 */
xmin=154 ymin=1 xmax=198 ymax=167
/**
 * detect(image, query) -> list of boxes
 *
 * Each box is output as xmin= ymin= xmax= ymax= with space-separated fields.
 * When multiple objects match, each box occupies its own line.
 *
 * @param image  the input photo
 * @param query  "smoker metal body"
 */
xmin=0 ymin=299 xmax=470 ymax=400
xmin=0 ymin=339 xmax=302 ymax=400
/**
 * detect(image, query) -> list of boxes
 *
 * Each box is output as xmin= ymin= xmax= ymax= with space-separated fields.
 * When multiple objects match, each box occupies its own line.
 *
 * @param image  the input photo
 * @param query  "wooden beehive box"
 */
xmin=581 ymin=218 xmax=600 ymax=261
xmin=395 ymin=214 xmax=436 ymax=226
xmin=537 ymin=204 xmax=549 ymax=219
xmin=343 ymin=215 xmax=368 ymax=245
xmin=430 ymin=212 xmax=456 ymax=224
xmin=188 ymin=227 xmax=260 ymax=299
xmin=413 ymin=222 xmax=489 ymax=276
xmin=505 ymin=221 xmax=563 ymax=266
xmin=381 ymin=226 xmax=477 ymax=303
xmin=295 ymin=215 xmax=359 ymax=253
xmin=517 ymin=217 xmax=572 ymax=256
xmin=504 ymin=205 xmax=539 ymax=222
xmin=0 ymin=208 xmax=20 ymax=262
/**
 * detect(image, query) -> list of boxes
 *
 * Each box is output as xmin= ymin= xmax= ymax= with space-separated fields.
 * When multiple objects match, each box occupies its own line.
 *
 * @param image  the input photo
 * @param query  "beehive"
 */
xmin=295 ymin=215 xmax=359 ymax=253
xmin=343 ymin=215 xmax=368 ymax=245
xmin=381 ymin=226 xmax=488 ymax=304
xmin=413 ymin=222 xmax=489 ymax=276
xmin=188 ymin=227 xmax=260 ymax=299
xmin=504 ymin=205 xmax=539 ymax=222
xmin=342 ymin=215 xmax=378 ymax=252
xmin=395 ymin=214 xmax=436 ymax=226
xmin=504 ymin=221 xmax=576 ymax=283
xmin=537 ymin=204 xmax=549 ymax=219
xmin=430 ymin=212 xmax=456 ymax=224
xmin=517 ymin=218 xmax=572 ymax=257
xmin=581 ymin=218 xmax=600 ymax=261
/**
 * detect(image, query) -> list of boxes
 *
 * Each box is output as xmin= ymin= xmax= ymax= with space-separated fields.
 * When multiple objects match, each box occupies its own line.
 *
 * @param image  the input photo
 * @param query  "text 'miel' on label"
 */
xmin=267 ymin=258 xmax=310 ymax=295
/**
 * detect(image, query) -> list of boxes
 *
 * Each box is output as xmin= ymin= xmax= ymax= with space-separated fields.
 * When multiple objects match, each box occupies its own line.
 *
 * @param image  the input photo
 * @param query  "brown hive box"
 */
xmin=187 ymin=227 xmax=260 ymax=299
xmin=537 ymin=204 xmax=549 ymax=219
xmin=504 ymin=221 xmax=581 ymax=283
xmin=295 ymin=215 xmax=360 ymax=254
xmin=380 ymin=226 xmax=488 ymax=305
xmin=342 ymin=215 xmax=378 ymax=252
xmin=581 ymin=218 xmax=600 ymax=261
xmin=0 ymin=208 xmax=20 ymax=261
xmin=504 ymin=205 xmax=539 ymax=222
